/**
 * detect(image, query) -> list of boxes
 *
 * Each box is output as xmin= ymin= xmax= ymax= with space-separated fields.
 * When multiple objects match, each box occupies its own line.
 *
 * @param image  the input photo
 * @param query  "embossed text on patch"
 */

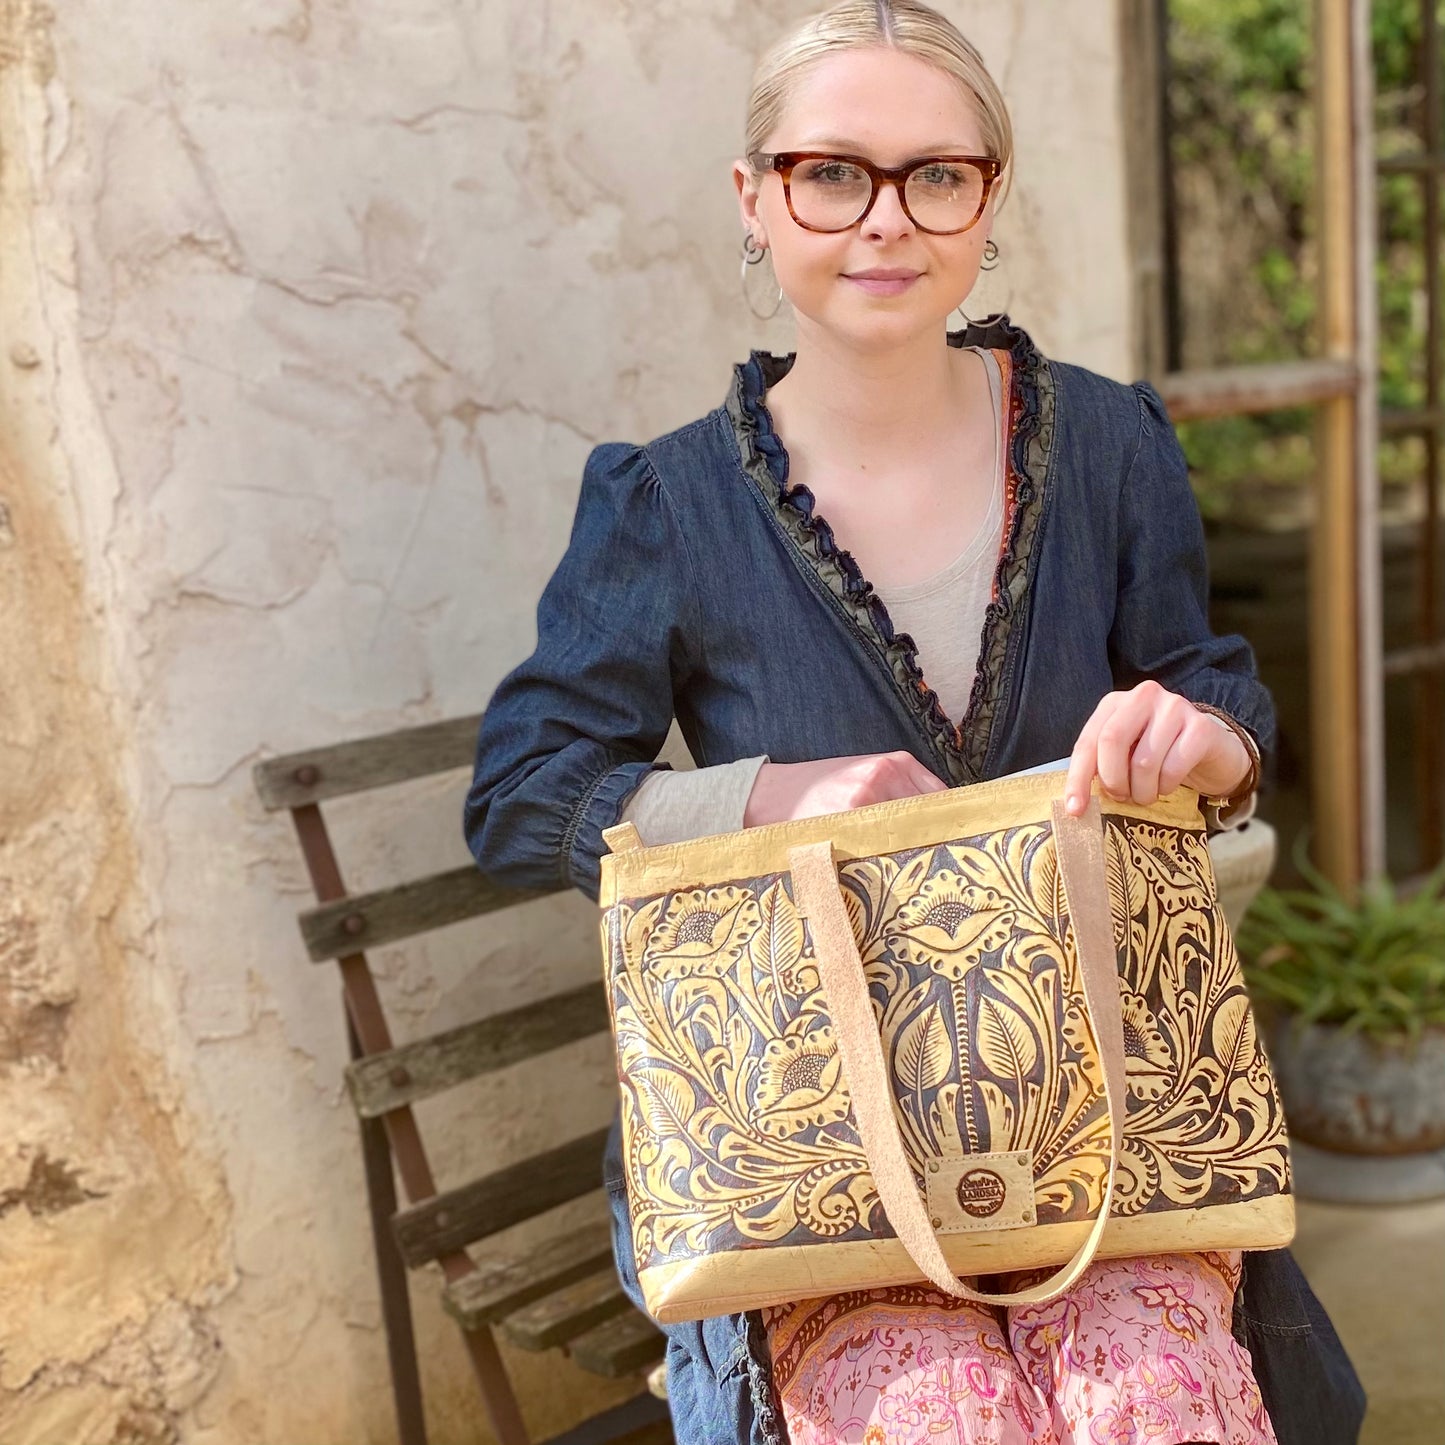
xmin=925 ymin=1150 xmax=1037 ymax=1235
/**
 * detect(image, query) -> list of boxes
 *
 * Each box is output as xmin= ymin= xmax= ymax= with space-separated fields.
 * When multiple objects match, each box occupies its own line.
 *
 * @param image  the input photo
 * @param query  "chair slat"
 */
xmin=253 ymin=714 xmax=484 ymax=810
xmin=569 ymin=1310 xmax=664 ymax=1379
xmin=392 ymin=1127 xmax=611 ymax=1267
xmin=300 ymin=866 xmax=559 ymax=961
xmin=347 ymin=982 xmax=612 ymax=1117
xmin=538 ymin=1393 xmax=670 ymax=1445
xmin=442 ymin=1220 xmax=615 ymax=1329
xmin=500 ymin=1270 xmax=632 ymax=1352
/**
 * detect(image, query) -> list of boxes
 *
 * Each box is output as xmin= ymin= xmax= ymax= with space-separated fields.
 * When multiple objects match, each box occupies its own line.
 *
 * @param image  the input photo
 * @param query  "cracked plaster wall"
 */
xmin=0 ymin=1 xmax=1134 ymax=1441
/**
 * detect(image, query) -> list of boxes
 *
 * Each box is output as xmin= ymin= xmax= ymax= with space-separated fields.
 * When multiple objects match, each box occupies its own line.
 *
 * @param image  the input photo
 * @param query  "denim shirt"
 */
xmin=463 ymin=315 xmax=1363 ymax=1445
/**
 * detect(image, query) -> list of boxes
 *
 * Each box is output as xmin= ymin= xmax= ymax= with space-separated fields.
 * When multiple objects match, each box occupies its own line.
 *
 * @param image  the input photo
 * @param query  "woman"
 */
xmin=464 ymin=4 xmax=1364 ymax=1443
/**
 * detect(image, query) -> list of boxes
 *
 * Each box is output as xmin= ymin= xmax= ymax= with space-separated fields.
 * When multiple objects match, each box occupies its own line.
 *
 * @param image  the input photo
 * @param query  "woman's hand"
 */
xmin=743 ymin=751 xmax=949 ymax=827
xmin=1063 ymin=680 xmax=1251 ymax=817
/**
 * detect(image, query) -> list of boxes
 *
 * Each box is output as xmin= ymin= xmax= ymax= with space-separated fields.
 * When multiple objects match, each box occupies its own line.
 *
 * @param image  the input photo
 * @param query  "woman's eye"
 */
xmin=914 ymin=164 xmax=966 ymax=188
xmin=805 ymin=162 xmax=865 ymax=186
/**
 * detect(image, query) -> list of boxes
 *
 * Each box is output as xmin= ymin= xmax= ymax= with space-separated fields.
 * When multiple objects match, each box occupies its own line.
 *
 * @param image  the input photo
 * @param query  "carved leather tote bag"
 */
xmin=598 ymin=772 xmax=1294 ymax=1324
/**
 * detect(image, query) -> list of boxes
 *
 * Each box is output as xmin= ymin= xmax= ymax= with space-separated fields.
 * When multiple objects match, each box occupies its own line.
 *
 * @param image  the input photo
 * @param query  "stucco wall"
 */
xmin=0 ymin=2 xmax=1134 ymax=1441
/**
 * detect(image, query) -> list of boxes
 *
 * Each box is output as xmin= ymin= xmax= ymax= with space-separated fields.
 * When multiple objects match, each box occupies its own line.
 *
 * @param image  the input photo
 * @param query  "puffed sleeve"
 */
xmin=462 ymin=442 xmax=700 ymax=899
xmin=1109 ymin=381 xmax=1278 ymax=768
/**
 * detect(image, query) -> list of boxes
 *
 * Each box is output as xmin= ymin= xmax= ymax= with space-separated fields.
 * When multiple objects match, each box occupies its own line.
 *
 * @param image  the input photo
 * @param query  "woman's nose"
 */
xmin=859 ymin=179 xmax=914 ymax=239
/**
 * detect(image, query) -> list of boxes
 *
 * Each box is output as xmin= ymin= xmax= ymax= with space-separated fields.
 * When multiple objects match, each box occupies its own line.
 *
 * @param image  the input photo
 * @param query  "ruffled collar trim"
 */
xmin=724 ymin=314 xmax=1056 ymax=783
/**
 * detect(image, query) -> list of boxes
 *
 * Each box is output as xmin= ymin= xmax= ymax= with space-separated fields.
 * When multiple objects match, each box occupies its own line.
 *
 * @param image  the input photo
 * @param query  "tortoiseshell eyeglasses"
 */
xmin=747 ymin=151 xmax=1003 ymax=236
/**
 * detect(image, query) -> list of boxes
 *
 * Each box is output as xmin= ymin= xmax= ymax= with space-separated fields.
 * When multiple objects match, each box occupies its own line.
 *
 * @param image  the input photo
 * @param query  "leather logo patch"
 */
xmin=925 ymin=1150 xmax=1036 ymax=1235
xmin=956 ymin=1167 xmax=1007 ymax=1218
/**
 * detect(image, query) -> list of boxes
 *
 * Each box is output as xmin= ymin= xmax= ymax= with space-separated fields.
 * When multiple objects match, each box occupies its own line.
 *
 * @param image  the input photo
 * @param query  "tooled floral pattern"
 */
xmin=725 ymin=315 xmax=1056 ymax=786
xmin=605 ymin=815 xmax=1290 ymax=1272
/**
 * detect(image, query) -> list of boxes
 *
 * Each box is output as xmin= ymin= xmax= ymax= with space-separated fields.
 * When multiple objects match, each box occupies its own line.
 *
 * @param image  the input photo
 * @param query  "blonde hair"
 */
xmin=743 ymin=0 xmax=1014 ymax=210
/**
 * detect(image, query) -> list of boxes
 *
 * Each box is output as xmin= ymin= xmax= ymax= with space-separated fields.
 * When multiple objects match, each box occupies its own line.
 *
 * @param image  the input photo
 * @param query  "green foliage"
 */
xmin=1176 ymin=410 xmax=1315 ymax=522
xmin=1167 ymin=0 xmax=1437 ymax=516
xmin=1237 ymin=847 xmax=1445 ymax=1039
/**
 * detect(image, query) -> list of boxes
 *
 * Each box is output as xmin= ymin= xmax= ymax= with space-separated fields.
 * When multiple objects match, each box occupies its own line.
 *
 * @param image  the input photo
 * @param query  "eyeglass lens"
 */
xmin=788 ymin=158 xmax=986 ymax=233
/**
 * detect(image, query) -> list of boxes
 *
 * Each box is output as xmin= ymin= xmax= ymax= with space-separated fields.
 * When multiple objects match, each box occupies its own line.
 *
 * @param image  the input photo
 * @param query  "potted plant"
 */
xmin=1236 ymin=852 xmax=1445 ymax=1174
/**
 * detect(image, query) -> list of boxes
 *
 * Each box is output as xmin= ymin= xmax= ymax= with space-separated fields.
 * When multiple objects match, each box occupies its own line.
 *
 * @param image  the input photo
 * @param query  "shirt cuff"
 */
xmin=618 ymin=755 xmax=771 ymax=845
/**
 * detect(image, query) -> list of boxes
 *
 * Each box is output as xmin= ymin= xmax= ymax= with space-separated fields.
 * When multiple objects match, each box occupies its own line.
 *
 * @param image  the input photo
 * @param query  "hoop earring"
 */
xmin=954 ymin=239 xmax=1002 ymax=328
xmin=953 ymin=301 xmax=1005 ymax=330
xmin=740 ymin=232 xmax=784 ymax=322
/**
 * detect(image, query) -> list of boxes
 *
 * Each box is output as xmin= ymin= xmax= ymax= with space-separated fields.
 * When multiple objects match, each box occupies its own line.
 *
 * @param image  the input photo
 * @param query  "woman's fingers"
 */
xmin=1128 ymin=692 xmax=1190 ymax=805
xmin=754 ymin=697 xmax=1232 ymax=833
xmin=1156 ymin=711 xmax=1213 ymax=796
xmin=1097 ymin=687 xmax=1159 ymax=801
xmin=1066 ymin=690 xmax=1147 ymax=813
xmin=746 ymin=752 xmax=952 ymax=826
xmin=833 ymin=752 xmax=946 ymax=812
xmin=895 ymin=752 xmax=950 ymax=795
xmin=1064 ymin=698 xmax=1111 ymax=815
xmin=1063 ymin=693 xmax=1115 ymax=820
xmin=1067 ymin=682 xmax=1178 ymax=814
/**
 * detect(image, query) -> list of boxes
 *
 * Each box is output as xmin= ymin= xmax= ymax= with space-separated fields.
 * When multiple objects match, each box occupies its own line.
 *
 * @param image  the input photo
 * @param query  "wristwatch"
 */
xmin=1191 ymin=702 xmax=1261 ymax=810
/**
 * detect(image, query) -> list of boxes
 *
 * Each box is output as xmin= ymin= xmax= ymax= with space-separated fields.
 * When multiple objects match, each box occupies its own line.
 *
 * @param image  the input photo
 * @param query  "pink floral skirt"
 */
xmin=762 ymin=1251 xmax=1276 ymax=1445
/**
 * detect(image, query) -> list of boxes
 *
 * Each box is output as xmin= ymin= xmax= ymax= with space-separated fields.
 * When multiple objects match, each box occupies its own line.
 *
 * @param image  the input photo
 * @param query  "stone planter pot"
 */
xmin=1266 ymin=1017 xmax=1445 ymax=1155
xmin=1207 ymin=816 xmax=1277 ymax=931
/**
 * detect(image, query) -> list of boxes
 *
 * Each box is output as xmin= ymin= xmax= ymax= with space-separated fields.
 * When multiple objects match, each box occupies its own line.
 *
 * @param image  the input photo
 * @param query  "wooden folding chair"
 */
xmin=253 ymin=716 xmax=669 ymax=1445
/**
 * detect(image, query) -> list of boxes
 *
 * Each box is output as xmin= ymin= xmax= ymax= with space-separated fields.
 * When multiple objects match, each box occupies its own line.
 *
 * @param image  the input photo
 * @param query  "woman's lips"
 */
xmin=843 ymin=272 xmax=922 ymax=296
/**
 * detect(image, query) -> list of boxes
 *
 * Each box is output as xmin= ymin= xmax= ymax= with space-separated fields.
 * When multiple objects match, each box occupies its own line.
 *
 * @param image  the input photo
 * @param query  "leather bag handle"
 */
xmin=787 ymin=796 xmax=1128 ymax=1308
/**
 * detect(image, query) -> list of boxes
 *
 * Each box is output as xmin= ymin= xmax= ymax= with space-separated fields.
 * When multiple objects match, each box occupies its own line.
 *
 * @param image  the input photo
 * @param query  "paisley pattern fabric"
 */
xmin=764 ymin=1251 xmax=1278 ymax=1445
xmin=605 ymin=808 xmax=1289 ymax=1284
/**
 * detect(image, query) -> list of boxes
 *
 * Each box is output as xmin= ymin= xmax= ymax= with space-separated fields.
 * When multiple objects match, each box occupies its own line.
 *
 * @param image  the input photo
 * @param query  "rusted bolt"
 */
xmin=294 ymin=764 xmax=320 ymax=787
xmin=930 ymin=1216 xmax=943 ymax=1229
xmin=389 ymin=1065 xmax=411 ymax=1088
xmin=342 ymin=913 xmax=366 ymax=937
xmin=928 ymin=1161 xmax=940 ymax=1174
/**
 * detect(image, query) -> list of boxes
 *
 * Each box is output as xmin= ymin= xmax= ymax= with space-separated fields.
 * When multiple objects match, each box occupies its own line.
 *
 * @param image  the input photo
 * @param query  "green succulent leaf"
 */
xmin=1238 ymin=855 xmax=1445 ymax=1041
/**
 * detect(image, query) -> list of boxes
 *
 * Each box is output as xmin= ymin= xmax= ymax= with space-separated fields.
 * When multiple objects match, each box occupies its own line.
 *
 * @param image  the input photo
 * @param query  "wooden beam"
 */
xmin=1154 ymin=359 xmax=1357 ymax=420
xmin=1310 ymin=0 xmax=1373 ymax=891
xmin=1350 ymin=0 xmax=1385 ymax=878
xmin=1380 ymin=407 xmax=1445 ymax=436
xmin=1378 ymin=152 xmax=1445 ymax=173
xmin=1119 ymin=0 xmax=1171 ymax=380
xmin=1383 ymin=638 xmax=1445 ymax=678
